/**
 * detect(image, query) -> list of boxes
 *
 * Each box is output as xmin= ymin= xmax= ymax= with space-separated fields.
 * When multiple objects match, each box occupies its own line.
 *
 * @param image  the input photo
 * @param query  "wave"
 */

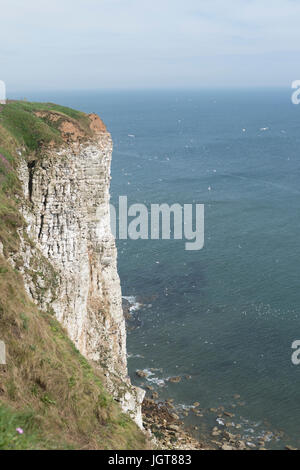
xmin=123 ymin=295 xmax=142 ymax=313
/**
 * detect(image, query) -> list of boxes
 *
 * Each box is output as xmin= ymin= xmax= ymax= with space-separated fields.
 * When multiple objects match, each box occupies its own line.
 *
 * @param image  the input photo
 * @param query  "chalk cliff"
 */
xmin=13 ymin=108 xmax=144 ymax=428
xmin=0 ymin=101 xmax=207 ymax=450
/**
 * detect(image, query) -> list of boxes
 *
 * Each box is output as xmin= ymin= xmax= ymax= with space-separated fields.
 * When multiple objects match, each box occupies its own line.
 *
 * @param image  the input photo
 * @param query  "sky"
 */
xmin=1 ymin=0 xmax=300 ymax=92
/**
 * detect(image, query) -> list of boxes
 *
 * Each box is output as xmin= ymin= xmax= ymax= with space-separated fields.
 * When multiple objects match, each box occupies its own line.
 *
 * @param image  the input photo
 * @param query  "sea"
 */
xmin=17 ymin=88 xmax=300 ymax=449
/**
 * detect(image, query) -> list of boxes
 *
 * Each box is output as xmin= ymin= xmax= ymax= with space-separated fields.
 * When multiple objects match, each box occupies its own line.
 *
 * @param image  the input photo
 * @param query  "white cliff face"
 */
xmin=17 ymin=116 xmax=145 ymax=428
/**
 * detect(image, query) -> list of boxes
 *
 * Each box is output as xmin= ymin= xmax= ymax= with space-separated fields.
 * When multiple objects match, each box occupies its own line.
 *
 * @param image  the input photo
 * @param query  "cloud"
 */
xmin=1 ymin=0 xmax=300 ymax=90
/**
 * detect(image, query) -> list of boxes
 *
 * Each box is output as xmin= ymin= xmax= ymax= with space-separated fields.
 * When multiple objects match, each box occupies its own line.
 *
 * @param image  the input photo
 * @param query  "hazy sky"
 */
xmin=1 ymin=0 xmax=300 ymax=92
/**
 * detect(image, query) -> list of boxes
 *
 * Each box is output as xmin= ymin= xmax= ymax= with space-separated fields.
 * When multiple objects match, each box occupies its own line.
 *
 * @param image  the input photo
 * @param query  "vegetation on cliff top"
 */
xmin=0 ymin=101 xmax=147 ymax=450
xmin=0 ymin=100 xmax=93 ymax=151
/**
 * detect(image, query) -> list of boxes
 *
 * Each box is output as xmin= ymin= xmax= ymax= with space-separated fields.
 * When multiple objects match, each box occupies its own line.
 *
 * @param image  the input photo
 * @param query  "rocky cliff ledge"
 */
xmin=1 ymin=101 xmax=144 ymax=429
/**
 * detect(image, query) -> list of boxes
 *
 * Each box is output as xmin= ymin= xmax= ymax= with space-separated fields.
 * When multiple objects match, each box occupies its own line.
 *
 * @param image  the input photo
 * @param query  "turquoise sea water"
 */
xmin=23 ymin=89 xmax=300 ymax=448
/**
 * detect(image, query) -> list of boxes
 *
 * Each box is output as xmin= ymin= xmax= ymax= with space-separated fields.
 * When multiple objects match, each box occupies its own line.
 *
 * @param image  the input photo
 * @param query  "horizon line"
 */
xmin=7 ymin=85 xmax=294 ymax=96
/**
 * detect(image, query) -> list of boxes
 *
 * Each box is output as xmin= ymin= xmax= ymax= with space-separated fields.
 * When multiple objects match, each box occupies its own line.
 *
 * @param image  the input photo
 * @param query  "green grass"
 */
xmin=0 ymin=402 xmax=77 ymax=450
xmin=0 ymin=404 xmax=45 ymax=450
xmin=0 ymin=101 xmax=93 ymax=152
xmin=0 ymin=102 xmax=62 ymax=151
xmin=26 ymin=101 xmax=92 ymax=131
xmin=0 ymin=151 xmax=23 ymax=252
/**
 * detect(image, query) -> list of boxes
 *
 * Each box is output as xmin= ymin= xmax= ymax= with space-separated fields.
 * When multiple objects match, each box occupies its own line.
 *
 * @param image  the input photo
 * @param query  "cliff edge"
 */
xmin=0 ymin=101 xmax=146 ymax=449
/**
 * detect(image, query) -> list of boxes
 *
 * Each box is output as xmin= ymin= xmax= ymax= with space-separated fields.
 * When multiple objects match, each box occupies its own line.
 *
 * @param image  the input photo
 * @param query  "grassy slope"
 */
xmin=0 ymin=101 xmax=147 ymax=450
